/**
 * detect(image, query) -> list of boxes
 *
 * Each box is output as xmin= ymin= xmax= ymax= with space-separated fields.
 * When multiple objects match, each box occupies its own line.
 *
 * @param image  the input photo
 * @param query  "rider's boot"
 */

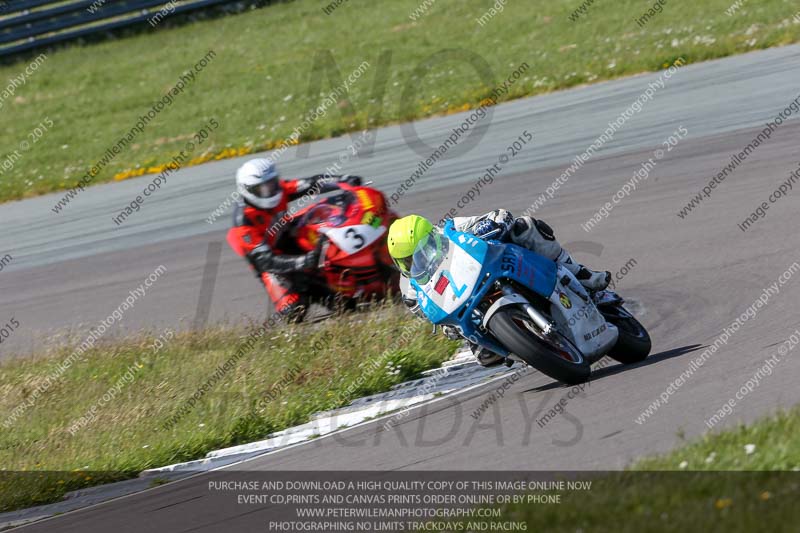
xmin=442 ymin=324 xmax=507 ymax=367
xmin=470 ymin=342 xmax=506 ymax=367
xmin=555 ymin=249 xmax=611 ymax=291
xmin=509 ymin=217 xmax=610 ymax=291
xmin=263 ymin=273 xmax=309 ymax=322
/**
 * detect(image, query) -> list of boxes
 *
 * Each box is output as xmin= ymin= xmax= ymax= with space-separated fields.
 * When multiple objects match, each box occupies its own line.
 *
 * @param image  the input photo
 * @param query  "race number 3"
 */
xmin=345 ymin=228 xmax=365 ymax=250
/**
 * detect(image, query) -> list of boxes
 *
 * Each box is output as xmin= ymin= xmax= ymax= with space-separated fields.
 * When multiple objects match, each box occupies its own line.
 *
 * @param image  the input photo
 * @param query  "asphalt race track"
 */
xmin=6 ymin=44 xmax=800 ymax=530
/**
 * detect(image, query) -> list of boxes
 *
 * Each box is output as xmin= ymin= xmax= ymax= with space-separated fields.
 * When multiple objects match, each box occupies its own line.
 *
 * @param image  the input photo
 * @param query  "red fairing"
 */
xmin=291 ymin=184 xmax=399 ymax=299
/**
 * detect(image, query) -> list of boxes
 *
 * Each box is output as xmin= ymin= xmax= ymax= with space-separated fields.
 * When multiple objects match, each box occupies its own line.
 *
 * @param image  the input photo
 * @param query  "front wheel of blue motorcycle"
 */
xmin=488 ymin=306 xmax=590 ymax=385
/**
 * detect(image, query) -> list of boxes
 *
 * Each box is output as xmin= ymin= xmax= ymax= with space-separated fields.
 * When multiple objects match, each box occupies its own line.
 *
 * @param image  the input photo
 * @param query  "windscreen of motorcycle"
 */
xmin=411 ymin=235 xmax=484 ymax=322
xmin=320 ymin=224 xmax=386 ymax=256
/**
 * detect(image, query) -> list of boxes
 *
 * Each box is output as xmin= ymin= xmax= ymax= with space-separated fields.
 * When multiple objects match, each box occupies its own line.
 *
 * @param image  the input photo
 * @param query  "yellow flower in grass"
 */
xmin=759 ymin=491 xmax=771 ymax=501
xmin=715 ymin=498 xmax=732 ymax=510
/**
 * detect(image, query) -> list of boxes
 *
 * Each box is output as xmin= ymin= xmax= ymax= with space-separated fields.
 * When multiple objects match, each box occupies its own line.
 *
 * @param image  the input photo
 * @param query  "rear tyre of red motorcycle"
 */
xmin=488 ymin=306 xmax=590 ymax=385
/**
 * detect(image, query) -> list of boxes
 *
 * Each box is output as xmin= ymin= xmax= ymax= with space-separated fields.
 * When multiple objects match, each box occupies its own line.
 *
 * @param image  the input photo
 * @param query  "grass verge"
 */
xmin=475 ymin=471 xmax=800 ymax=532
xmin=2 ymin=0 xmax=800 ymax=203
xmin=633 ymin=407 xmax=800 ymax=471
xmin=450 ymin=406 xmax=800 ymax=532
xmin=0 ymin=305 xmax=459 ymax=512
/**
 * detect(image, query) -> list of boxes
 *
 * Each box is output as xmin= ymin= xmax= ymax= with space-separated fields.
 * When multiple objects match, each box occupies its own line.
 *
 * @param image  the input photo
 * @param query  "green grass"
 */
xmin=2 ymin=0 xmax=800 ymax=202
xmin=633 ymin=408 xmax=800 ymax=471
xmin=443 ymin=406 xmax=800 ymax=532
xmin=466 ymin=471 xmax=800 ymax=532
xmin=0 ymin=306 xmax=459 ymax=512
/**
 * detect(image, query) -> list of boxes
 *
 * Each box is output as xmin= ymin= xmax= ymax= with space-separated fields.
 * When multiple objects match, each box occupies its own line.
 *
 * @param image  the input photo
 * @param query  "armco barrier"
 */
xmin=0 ymin=0 xmax=275 ymax=58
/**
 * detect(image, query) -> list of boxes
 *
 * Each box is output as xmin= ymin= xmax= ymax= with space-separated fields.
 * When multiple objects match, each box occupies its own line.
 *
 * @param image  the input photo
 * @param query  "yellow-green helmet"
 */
xmin=387 ymin=215 xmax=434 ymax=276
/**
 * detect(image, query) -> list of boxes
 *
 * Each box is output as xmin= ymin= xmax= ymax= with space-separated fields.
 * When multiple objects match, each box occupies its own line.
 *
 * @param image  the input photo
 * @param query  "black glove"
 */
xmin=302 ymin=234 xmax=328 ymax=269
xmin=248 ymin=236 xmax=327 ymax=275
xmin=339 ymin=174 xmax=363 ymax=187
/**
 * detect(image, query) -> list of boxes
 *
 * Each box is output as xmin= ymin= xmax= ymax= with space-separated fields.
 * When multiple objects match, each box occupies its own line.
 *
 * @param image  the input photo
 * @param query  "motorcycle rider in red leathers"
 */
xmin=226 ymin=158 xmax=362 ymax=321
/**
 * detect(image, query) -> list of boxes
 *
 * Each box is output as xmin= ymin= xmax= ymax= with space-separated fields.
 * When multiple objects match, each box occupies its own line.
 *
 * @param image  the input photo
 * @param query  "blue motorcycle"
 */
xmin=409 ymin=221 xmax=651 ymax=384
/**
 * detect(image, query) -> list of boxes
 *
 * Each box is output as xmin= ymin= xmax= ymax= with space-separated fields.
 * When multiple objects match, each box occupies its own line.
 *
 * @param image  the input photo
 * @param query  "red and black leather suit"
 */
xmin=226 ymin=174 xmax=356 ymax=319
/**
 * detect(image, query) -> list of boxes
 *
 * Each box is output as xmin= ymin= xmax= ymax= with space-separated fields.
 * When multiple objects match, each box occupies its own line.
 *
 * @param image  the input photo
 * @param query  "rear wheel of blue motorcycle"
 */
xmin=606 ymin=309 xmax=652 ymax=365
xmin=488 ymin=306 xmax=590 ymax=385
xmin=605 ymin=307 xmax=651 ymax=364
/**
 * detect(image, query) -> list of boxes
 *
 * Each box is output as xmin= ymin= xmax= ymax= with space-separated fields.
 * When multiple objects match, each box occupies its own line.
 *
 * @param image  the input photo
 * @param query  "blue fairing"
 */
xmin=482 ymin=241 xmax=558 ymax=299
xmin=412 ymin=221 xmax=558 ymax=355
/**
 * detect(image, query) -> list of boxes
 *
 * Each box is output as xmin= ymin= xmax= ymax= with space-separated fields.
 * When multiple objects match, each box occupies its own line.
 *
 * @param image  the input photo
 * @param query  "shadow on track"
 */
xmin=523 ymin=344 xmax=704 ymax=393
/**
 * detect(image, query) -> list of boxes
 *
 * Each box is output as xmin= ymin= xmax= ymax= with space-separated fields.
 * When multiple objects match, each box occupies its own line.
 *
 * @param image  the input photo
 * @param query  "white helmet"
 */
xmin=236 ymin=158 xmax=282 ymax=209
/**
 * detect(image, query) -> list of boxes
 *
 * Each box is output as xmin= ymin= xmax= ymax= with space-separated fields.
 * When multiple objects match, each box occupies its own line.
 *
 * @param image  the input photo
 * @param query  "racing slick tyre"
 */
xmin=603 ymin=305 xmax=651 ymax=364
xmin=488 ymin=305 xmax=590 ymax=385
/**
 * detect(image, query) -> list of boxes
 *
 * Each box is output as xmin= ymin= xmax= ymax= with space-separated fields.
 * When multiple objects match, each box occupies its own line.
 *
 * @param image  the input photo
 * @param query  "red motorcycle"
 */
xmin=288 ymin=183 xmax=400 ymax=309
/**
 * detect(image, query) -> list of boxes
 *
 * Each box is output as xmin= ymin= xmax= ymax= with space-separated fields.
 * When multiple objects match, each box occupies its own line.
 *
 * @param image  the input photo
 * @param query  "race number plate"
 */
xmin=321 ymin=224 xmax=386 ymax=255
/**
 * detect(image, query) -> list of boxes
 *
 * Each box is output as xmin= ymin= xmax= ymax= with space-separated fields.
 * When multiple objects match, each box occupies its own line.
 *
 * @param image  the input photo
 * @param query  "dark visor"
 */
xmin=247 ymin=179 xmax=279 ymax=199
